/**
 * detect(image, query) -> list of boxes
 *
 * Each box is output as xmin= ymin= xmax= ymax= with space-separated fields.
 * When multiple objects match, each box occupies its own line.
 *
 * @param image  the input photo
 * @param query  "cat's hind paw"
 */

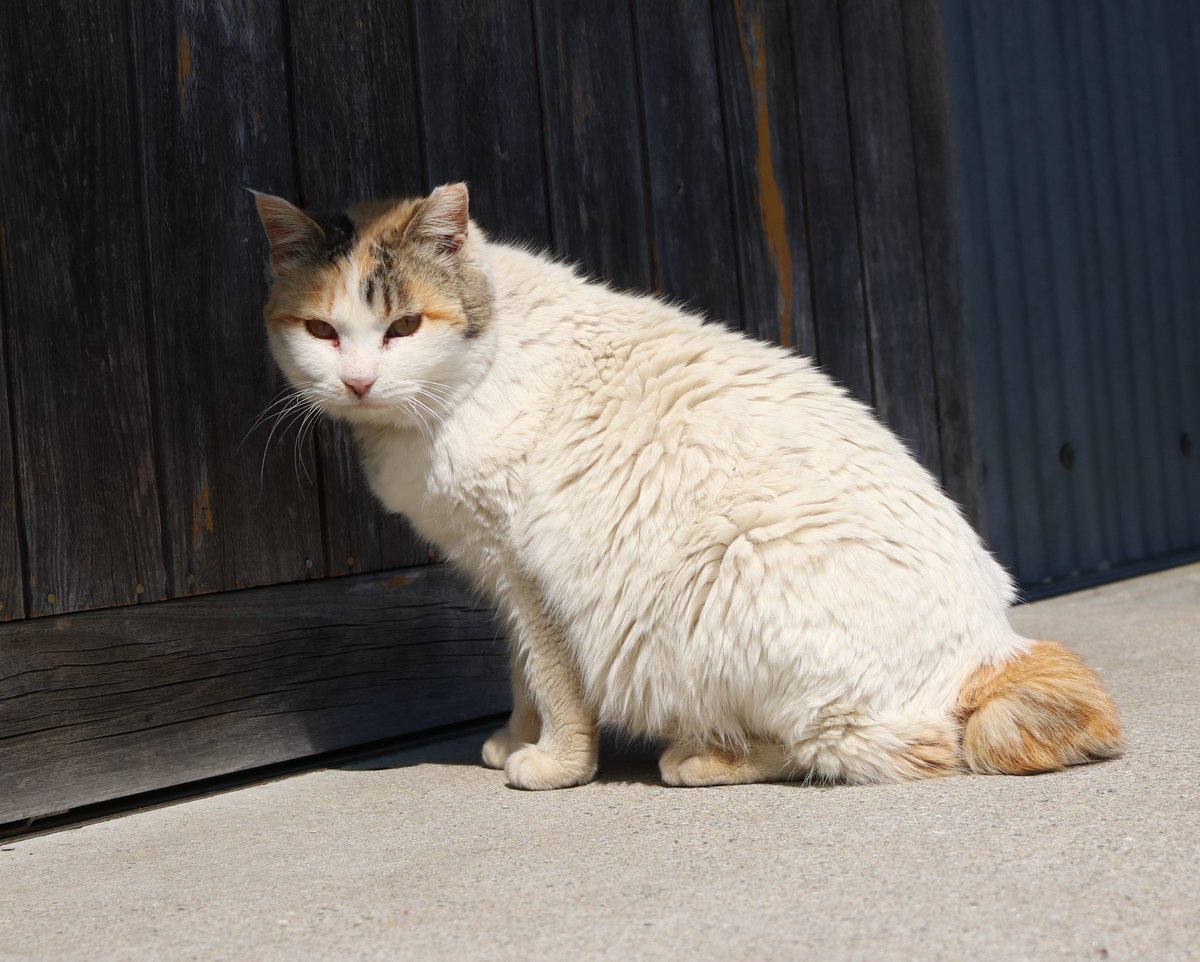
xmin=504 ymin=744 xmax=596 ymax=791
xmin=661 ymin=742 xmax=790 ymax=787
xmin=481 ymin=727 xmax=518 ymax=769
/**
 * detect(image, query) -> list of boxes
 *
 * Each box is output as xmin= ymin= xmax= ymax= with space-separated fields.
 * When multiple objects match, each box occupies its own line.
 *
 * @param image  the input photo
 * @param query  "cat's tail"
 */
xmin=956 ymin=640 xmax=1123 ymax=775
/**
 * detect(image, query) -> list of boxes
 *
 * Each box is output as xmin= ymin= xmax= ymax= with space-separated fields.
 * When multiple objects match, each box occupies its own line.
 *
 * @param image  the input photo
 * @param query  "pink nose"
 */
xmin=343 ymin=377 xmax=376 ymax=399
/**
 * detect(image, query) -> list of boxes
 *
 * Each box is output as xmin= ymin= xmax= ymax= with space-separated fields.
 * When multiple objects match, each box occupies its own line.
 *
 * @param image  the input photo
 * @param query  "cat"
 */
xmin=253 ymin=182 xmax=1123 ymax=789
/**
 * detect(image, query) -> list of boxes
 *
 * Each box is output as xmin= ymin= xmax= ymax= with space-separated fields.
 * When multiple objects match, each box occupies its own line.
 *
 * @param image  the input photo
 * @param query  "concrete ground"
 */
xmin=2 ymin=565 xmax=1198 ymax=962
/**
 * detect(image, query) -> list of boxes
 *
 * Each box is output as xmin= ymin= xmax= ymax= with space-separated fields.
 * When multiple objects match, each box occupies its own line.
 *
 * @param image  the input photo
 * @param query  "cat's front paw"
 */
xmin=482 ymin=726 xmax=518 ymax=769
xmin=504 ymin=744 xmax=596 ymax=790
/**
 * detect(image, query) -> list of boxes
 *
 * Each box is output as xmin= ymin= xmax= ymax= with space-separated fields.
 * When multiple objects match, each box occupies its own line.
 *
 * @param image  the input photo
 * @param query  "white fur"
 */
xmin=272 ymin=228 xmax=1028 ymax=786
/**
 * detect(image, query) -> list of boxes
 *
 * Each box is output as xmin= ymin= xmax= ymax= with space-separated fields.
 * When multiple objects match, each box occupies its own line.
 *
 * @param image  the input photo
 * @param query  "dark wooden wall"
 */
xmin=0 ymin=0 xmax=977 ymax=623
xmin=943 ymin=0 xmax=1200 ymax=589
xmin=0 ymin=0 xmax=975 ymax=827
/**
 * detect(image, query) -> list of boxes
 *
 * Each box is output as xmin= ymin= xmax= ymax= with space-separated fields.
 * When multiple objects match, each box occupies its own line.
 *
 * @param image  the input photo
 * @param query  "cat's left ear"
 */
xmin=250 ymin=190 xmax=324 ymax=274
xmin=404 ymin=182 xmax=469 ymax=256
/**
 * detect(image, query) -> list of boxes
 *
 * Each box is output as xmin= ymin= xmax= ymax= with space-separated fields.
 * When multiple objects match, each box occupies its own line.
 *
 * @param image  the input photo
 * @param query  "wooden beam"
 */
xmin=0 ymin=565 xmax=507 ymax=825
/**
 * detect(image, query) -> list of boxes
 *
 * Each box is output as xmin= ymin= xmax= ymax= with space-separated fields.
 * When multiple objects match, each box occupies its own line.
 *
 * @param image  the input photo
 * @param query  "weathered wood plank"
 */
xmin=632 ymin=0 xmax=743 ymax=326
xmin=285 ymin=0 xmax=429 ymax=576
xmin=711 ymin=0 xmax=815 ymax=354
xmin=0 ymin=564 xmax=506 ymax=826
xmin=938 ymin=0 xmax=1017 ymax=565
xmin=0 ymin=0 xmax=165 ymax=616
xmin=0 ymin=271 xmax=25 ymax=620
xmin=788 ymin=0 xmax=871 ymax=403
xmin=532 ymin=0 xmax=652 ymax=293
xmin=838 ymin=0 xmax=941 ymax=475
xmin=964 ymin=0 xmax=1049 ymax=583
xmin=998 ymin=0 xmax=1076 ymax=581
xmin=1071 ymin=2 xmax=1147 ymax=568
xmin=1165 ymin=0 xmax=1200 ymax=543
xmin=132 ymin=0 xmax=326 ymax=597
xmin=414 ymin=0 xmax=551 ymax=247
xmin=1054 ymin=0 xmax=1124 ymax=572
xmin=1099 ymin=0 xmax=1171 ymax=559
xmin=898 ymin=0 xmax=985 ymax=532
xmin=1128 ymin=0 xmax=1192 ymax=554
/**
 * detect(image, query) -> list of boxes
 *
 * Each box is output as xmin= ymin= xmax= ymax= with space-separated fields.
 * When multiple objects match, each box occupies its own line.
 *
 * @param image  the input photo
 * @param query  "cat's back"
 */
xmin=518 ymin=275 xmax=1006 ymax=597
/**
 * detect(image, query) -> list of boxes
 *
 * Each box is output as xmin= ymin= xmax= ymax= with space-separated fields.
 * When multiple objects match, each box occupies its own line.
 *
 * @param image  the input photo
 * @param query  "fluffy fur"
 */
xmin=254 ymin=184 xmax=1123 ymax=789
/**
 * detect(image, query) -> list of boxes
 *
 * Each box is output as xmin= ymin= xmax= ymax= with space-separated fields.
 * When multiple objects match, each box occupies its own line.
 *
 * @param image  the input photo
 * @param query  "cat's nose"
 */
xmin=342 ymin=376 xmax=376 ymax=399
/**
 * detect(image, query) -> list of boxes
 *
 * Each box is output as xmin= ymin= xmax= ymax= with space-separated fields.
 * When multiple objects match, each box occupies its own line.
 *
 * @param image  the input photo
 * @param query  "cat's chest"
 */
xmin=357 ymin=426 xmax=518 ymax=563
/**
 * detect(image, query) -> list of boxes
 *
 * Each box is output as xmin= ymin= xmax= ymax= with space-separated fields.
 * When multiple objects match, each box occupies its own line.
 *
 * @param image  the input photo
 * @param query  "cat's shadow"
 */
xmin=337 ymin=728 xmax=665 ymax=787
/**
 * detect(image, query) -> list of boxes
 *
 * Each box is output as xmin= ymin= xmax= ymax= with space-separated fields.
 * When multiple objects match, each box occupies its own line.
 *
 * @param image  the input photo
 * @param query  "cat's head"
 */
xmin=252 ymin=183 xmax=494 ymax=429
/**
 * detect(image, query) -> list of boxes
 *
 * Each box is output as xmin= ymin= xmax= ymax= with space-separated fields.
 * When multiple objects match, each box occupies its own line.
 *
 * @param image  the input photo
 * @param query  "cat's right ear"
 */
xmin=249 ymin=190 xmax=322 ymax=275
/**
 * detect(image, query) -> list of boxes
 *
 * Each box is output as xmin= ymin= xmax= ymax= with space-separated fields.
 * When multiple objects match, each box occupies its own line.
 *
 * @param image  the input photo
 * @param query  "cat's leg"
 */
xmin=659 ymin=740 xmax=790 ymax=787
xmin=501 ymin=577 xmax=598 ymax=791
xmin=481 ymin=647 xmax=541 ymax=769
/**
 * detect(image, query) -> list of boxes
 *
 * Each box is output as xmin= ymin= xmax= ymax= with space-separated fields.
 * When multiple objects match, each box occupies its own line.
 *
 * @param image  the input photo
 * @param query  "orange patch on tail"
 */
xmin=956 ymin=641 xmax=1123 ymax=775
xmin=892 ymin=726 xmax=965 ymax=780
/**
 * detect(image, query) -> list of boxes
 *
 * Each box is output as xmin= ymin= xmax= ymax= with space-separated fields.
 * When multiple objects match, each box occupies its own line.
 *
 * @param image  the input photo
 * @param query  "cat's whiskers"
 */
xmin=399 ymin=396 xmax=437 ymax=448
xmin=241 ymin=389 xmax=308 ymax=449
xmin=258 ymin=393 xmax=316 ymax=489
xmin=291 ymin=402 xmax=326 ymax=486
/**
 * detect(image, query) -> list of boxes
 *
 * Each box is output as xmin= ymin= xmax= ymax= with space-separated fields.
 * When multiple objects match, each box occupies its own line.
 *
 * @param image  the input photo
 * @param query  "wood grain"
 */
xmin=1099 ymin=0 xmax=1171 ymax=559
xmin=532 ymin=0 xmax=652 ymax=292
xmin=899 ymin=0 xmax=985 ymax=532
xmin=1164 ymin=0 xmax=1200 ymax=543
xmin=1070 ymin=2 xmax=1145 ymax=570
xmin=838 ymin=0 xmax=942 ymax=477
xmin=632 ymin=0 xmax=743 ymax=326
xmin=0 ymin=0 xmax=166 ymax=616
xmin=938 ymin=0 xmax=1016 ymax=563
xmin=963 ymin=0 xmax=1050 ymax=582
xmin=1052 ymin=0 xmax=1123 ymax=572
xmin=132 ymin=0 xmax=326 ymax=598
xmin=414 ymin=0 xmax=551 ymax=247
xmin=285 ymin=0 xmax=430 ymax=576
xmin=712 ymin=0 xmax=815 ymax=354
xmin=1125 ymin=0 xmax=1191 ymax=554
xmin=0 ymin=267 xmax=25 ymax=620
xmin=995 ymin=0 xmax=1075 ymax=580
xmin=788 ymin=0 xmax=872 ymax=403
xmin=0 ymin=564 xmax=506 ymax=826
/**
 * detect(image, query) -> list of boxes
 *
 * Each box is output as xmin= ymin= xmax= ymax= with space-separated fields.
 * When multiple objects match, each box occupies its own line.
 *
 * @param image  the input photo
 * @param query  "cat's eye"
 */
xmin=305 ymin=318 xmax=338 ymax=341
xmin=386 ymin=314 xmax=422 ymax=339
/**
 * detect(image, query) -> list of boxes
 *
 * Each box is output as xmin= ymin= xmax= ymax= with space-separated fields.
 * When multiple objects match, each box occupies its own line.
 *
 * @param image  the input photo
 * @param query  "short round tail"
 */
xmin=957 ymin=640 xmax=1124 ymax=775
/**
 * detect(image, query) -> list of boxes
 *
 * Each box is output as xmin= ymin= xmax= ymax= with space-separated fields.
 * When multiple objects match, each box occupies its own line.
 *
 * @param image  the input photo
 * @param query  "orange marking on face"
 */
xmin=405 ymin=276 xmax=465 ymax=330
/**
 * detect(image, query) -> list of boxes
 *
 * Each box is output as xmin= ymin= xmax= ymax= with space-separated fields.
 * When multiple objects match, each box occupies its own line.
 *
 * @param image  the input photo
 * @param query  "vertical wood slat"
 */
xmin=998 ymin=0 xmax=1077 ymax=580
xmin=1166 ymin=0 xmax=1200 ymax=543
xmin=132 ymin=0 xmax=326 ymax=597
xmin=1099 ymin=0 xmax=1171 ymax=559
xmin=414 ymin=0 xmax=551 ymax=247
xmin=838 ymin=0 xmax=942 ymax=476
xmin=1071 ymin=2 xmax=1147 ymax=568
xmin=788 ymin=0 xmax=871 ymax=404
xmin=711 ymin=0 xmax=816 ymax=355
xmin=284 ymin=0 xmax=429 ymax=576
xmin=938 ymin=0 xmax=1017 ymax=564
xmin=964 ymin=0 xmax=1050 ymax=582
xmin=0 ymin=0 xmax=165 ymax=616
xmin=0 ymin=269 xmax=25 ymax=620
xmin=898 ymin=0 xmax=985 ymax=530
xmin=1042 ymin=0 xmax=1121 ymax=572
xmin=531 ymin=0 xmax=652 ymax=293
xmin=1128 ymin=0 xmax=1192 ymax=554
xmin=632 ymin=0 xmax=743 ymax=327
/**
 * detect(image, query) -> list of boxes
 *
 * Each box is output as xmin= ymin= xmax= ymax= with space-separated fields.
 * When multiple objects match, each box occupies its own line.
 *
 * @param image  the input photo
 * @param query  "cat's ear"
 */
xmin=250 ymin=190 xmax=323 ymax=273
xmin=404 ymin=182 xmax=470 ymax=256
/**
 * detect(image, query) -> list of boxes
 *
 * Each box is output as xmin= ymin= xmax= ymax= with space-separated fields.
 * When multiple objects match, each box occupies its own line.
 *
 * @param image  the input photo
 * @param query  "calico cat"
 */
xmin=253 ymin=183 xmax=1122 ymax=789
